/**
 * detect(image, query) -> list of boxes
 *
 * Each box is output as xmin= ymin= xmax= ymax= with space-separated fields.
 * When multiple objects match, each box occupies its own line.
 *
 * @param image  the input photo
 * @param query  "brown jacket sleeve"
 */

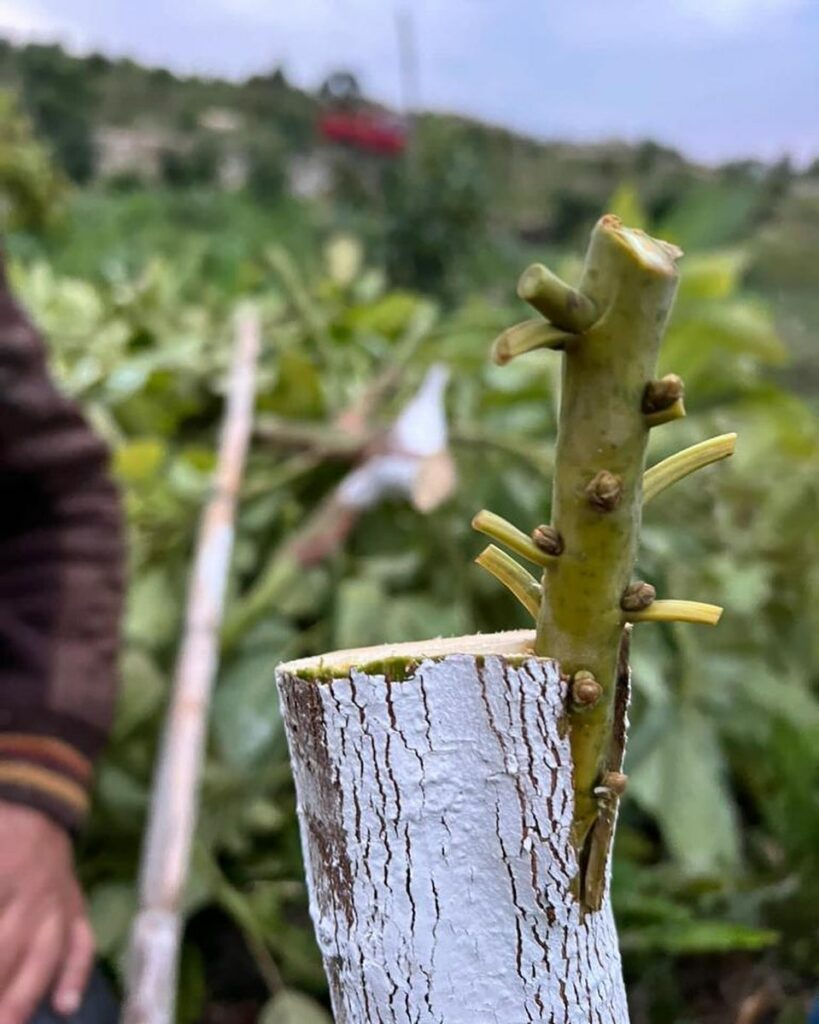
xmin=0 ymin=257 xmax=125 ymax=831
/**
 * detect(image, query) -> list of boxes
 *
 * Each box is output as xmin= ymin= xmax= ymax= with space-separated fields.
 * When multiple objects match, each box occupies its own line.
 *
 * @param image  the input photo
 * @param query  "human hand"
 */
xmin=0 ymin=802 xmax=94 ymax=1022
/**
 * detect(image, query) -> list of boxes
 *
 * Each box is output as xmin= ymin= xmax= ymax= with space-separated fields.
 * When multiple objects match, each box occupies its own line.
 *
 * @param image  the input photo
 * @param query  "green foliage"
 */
xmin=160 ymin=138 xmax=221 ymax=189
xmin=13 ymin=44 xmax=96 ymax=182
xmin=381 ymin=127 xmax=491 ymax=300
xmin=7 ymin=165 xmax=817 ymax=1019
xmin=246 ymin=136 xmax=288 ymax=202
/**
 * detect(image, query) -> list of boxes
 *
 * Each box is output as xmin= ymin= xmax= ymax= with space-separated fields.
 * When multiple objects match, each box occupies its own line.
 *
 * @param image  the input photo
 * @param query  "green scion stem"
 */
xmin=531 ymin=216 xmax=683 ymax=853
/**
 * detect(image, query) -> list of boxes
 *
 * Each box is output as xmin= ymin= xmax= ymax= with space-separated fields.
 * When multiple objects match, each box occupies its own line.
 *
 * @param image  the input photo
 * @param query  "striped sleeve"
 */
xmin=0 ymin=734 xmax=92 ymax=828
xmin=0 ymin=256 xmax=125 ymax=832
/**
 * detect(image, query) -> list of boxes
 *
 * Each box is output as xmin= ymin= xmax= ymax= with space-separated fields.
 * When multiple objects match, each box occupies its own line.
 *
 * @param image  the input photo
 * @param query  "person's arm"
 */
xmin=0 ymin=258 xmax=125 ymax=1019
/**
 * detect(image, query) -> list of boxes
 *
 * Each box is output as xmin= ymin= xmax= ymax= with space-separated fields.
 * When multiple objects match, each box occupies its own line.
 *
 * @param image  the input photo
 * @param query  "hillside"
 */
xmin=0 ymin=37 xmax=804 ymax=245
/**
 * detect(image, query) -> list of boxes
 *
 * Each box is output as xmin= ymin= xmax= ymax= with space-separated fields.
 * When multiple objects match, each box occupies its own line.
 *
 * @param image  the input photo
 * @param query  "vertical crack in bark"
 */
xmin=494 ymin=800 xmax=534 ymax=1023
xmin=418 ymin=672 xmax=434 ymax=750
xmin=402 ymin=822 xmax=417 ymax=933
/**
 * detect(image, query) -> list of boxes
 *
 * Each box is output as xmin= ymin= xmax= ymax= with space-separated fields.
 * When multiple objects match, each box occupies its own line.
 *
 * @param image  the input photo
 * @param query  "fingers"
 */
xmin=0 ymin=917 xmax=63 ymax=1024
xmin=0 ymin=904 xmax=28 ymax=1003
xmin=52 ymin=915 xmax=95 ymax=1017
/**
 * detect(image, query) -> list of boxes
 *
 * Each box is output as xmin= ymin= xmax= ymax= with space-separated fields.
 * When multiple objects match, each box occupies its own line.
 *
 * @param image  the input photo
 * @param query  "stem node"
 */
xmin=571 ymin=671 xmax=603 ymax=710
xmin=585 ymin=470 xmax=623 ymax=512
xmin=620 ymin=581 xmax=656 ymax=611
xmin=642 ymin=373 xmax=684 ymax=415
xmin=644 ymin=396 xmax=686 ymax=427
xmin=531 ymin=524 xmax=564 ymax=556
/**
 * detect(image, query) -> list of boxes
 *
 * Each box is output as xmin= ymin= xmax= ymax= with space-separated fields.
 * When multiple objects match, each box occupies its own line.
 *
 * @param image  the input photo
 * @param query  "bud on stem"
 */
xmin=620 ymin=581 xmax=656 ymax=611
xmin=531 ymin=524 xmax=564 ymax=556
xmin=571 ymin=670 xmax=603 ymax=710
xmin=585 ymin=470 xmax=623 ymax=512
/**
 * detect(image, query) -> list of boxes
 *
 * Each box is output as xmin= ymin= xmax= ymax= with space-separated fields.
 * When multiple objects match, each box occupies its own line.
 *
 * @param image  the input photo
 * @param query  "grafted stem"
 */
xmin=474 ymin=544 xmax=542 ymax=619
xmin=534 ymin=216 xmax=682 ymax=861
xmin=471 ymin=509 xmax=554 ymax=567
xmin=643 ymin=433 xmax=737 ymax=504
xmin=477 ymin=215 xmax=735 ymax=912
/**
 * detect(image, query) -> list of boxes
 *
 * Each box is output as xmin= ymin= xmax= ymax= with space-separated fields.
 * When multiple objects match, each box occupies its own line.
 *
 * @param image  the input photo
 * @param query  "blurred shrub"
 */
xmin=0 ymin=89 xmax=64 ymax=232
xmin=381 ymin=126 xmax=490 ymax=301
xmin=15 ymin=43 xmax=96 ymax=182
xmin=160 ymin=138 xmax=221 ymax=189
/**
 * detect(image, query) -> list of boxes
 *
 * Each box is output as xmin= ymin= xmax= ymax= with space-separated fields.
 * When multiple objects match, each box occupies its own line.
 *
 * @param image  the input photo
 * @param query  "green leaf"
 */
xmin=113 ymin=438 xmax=167 ymax=483
xmin=324 ymin=234 xmax=363 ymax=287
xmin=88 ymin=881 xmax=136 ymax=958
xmin=95 ymin=763 xmax=149 ymax=830
xmin=260 ymin=991 xmax=332 ymax=1024
xmin=629 ymin=706 xmax=741 ymax=877
xmin=677 ymin=251 xmax=746 ymax=301
xmin=620 ymin=918 xmax=779 ymax=955
xmin=113 ymin=648 xmax=167 ymax=738
xmin=212 ymin=653 xmax=283 ymax=768
xmin=383 ymin=595 xmax=468 ymax=644
xmin=334 ymin=577 xmax=387 ymax=649
xmin=344 ymin=291 xmax=420 ymax=337
xmin=264 ymin=350 xmax=324 ymax=418
xmin=607 ymin=182 xmax=648 ymax=231
xmin=125 ymin=567 xmax=181 ymax=649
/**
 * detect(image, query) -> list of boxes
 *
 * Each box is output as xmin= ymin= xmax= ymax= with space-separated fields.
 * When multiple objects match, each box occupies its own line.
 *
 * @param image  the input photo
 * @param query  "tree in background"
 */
xmin=160 ymin=138 xmax=221 ymax=189
xmin=16 ymin=44 xmax=96 ymax=183
xmin=381 ymin=127 xmax=490 ymax=301
xmin=0 ymin=90 xmax=64 ymax=232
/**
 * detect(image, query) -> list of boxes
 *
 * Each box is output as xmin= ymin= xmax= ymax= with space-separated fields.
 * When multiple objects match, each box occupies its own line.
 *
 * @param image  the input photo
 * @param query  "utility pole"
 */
xmin=395 ymin=4 xmax=419 ymax=154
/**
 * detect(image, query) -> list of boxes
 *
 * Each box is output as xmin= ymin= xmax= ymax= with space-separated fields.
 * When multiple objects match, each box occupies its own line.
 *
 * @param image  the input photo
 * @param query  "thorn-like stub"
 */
xmin=620 ymin=581 xmax=656 ymax=612
xmin=571 ymin=670 xmax=603 ymax=710
xmin=642 ymin=374 xmax=685 ymax=414
xmin=516 ymin=263 xmax=598 ymax=333
xmin=531 ymin=524 xmax=564 ymax=556
xmin=585 ymin=470 xmax=623 ymax=512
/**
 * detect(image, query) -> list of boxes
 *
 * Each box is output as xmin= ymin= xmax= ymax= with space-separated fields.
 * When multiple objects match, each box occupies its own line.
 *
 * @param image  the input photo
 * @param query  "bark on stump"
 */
xmin=277 ymin=631 xmax=629 ymax=1024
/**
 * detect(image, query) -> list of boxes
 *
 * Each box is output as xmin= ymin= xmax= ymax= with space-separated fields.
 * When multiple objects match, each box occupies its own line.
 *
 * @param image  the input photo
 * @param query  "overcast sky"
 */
xmin=2 ymin=0 xmax=817 ymax=165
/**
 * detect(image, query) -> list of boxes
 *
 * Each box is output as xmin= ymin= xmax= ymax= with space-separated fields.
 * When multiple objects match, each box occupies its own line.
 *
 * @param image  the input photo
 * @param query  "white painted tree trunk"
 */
xmin=277 ymin=631 xmax=629 ymax=1024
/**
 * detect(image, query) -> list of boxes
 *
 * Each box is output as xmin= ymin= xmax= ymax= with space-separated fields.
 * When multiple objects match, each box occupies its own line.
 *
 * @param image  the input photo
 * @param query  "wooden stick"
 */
xmin=122 ymin=307 xmax=261 ymax=1024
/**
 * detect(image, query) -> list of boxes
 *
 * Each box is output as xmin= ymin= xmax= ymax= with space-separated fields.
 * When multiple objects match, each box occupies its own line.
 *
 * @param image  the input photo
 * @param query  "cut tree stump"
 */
xmin=277 ymin=632 xmax=629 ymax=1024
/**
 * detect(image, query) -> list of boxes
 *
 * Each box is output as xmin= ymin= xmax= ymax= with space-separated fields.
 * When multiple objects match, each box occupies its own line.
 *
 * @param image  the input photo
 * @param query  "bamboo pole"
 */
xmin=122 ymin=307 xmax=261 ymax=1024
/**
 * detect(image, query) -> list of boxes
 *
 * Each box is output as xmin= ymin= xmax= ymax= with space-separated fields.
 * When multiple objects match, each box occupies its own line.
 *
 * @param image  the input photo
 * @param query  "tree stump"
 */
xmin=277 ymin=631 xmax=629 ymax=1024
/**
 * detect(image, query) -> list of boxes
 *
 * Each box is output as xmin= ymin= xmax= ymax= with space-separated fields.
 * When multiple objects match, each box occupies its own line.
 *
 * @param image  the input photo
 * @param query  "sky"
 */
xmin=1 ymin=0 xmax=817 ymax=166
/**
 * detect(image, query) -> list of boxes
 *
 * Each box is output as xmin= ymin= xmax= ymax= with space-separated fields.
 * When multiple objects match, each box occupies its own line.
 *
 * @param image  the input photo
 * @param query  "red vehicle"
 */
xmin=317 ymin=72 xmax=408 ymax=157
xmin=318 ymin=110 xmax=407 ymax=156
